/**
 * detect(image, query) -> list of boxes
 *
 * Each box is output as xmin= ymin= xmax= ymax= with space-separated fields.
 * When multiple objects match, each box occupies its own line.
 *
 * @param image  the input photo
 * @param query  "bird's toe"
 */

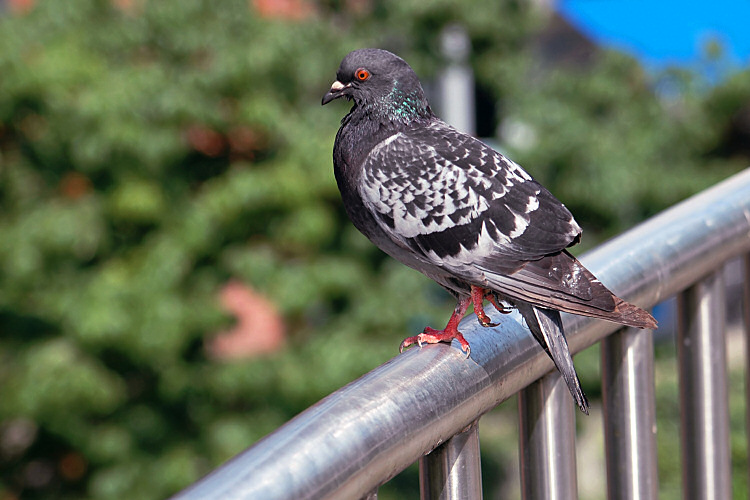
xmin=399 ymin=335 xmax=420 ymax=353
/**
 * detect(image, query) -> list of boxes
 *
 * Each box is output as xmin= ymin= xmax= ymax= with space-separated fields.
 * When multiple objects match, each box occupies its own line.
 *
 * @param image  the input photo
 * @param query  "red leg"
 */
xmin=484 ymin=290 xmax=513 ymax=314
xmin=399 ymin=296 xmax=472 ymax=356
xmin=471 ymin=285 xmax=498 ymax=327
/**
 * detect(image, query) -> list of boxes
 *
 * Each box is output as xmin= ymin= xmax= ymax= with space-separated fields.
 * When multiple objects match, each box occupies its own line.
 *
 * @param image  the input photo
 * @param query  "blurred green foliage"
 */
xmin=0 ymin=1 xmax=747 ymax=499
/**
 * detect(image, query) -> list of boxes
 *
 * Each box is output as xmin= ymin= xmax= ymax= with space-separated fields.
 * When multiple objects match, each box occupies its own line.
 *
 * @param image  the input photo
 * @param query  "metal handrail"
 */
xmin=173 ymin=168 xmax=750 ymax=499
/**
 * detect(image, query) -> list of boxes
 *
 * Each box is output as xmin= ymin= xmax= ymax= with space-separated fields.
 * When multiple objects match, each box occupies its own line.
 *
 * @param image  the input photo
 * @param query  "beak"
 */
xmin=321 ymin=80 xmax=349 ymax=105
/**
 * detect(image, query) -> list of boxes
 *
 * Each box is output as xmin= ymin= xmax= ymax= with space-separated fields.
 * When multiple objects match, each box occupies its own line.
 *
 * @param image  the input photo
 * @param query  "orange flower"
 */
xmin=207 ymin=281 xmax=286 ymax=360
xmin=251 ymin=0 xmax=314 ymax=21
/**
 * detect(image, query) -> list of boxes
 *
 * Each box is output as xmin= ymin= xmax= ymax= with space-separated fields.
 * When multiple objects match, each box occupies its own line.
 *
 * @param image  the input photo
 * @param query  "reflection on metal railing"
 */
xmin=173 ymin=168 xmax=750 ymax=499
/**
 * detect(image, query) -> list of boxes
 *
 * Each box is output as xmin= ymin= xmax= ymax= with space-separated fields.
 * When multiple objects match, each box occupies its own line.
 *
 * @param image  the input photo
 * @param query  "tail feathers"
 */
xmin=570 ymin=295 xmax=657 ymax=330
xmin=516 ymin=303 xmax=590 ymax=414
xmin=484 ymin=250 xmax=658 ymax=331
xmin=609 ymin=296 xmax=658 ymax=330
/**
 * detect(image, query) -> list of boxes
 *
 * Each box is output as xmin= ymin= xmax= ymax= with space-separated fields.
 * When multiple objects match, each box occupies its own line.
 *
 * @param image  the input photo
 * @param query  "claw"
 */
xmin=399 ymin=335 xmax=420 ymax=353
xmin=460 ymin=340 xmax=471 ymax=358
xmin=474 ymin=312 xmax=498 ymax=327
xmin=471 ymin=285 xmax=499 ymax=327
xmin=398 ymin=327 xmax=472 ymax=357
xmin=398 ymin=296 xmax=473 ymax=358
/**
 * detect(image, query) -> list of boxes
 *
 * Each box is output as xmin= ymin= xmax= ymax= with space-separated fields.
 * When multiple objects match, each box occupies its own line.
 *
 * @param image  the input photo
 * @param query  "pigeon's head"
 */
xmin=322 ymin=49 xmax=431 ymax=121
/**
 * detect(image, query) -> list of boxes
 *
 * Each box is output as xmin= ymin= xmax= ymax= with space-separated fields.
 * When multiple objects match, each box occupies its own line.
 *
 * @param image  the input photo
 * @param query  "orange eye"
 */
xmin=355 ymin=68 xmax=370 ymax=81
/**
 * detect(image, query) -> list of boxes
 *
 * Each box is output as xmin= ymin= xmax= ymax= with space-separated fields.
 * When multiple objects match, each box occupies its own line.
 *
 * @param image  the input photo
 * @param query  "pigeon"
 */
xmin=322 ymin=48 xmax=656 ymax=414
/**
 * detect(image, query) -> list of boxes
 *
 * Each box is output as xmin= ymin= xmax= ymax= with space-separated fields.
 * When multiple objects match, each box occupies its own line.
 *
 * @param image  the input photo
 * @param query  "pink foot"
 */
xmin=399 ymin=327 xmax=471 ymax=356
xmin=399 ymin=296 xmax=472 ymax=357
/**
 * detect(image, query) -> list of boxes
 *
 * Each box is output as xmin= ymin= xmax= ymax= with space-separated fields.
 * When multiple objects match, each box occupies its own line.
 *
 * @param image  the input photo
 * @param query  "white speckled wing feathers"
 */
xmin=358 ymin=121 xmax=582 ymax=278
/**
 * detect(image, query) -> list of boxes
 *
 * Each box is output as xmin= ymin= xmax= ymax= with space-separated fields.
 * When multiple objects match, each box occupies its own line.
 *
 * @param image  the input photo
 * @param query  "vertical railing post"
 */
xmin=518 ymin=371 xmax=578 ymax=500
xmin=438 ymin=24 xmax=475 ymax=135
xmin=419 ymin=420 xmax=483 ymax=500
xmin=677 ymin=269 xmax=731 ymax=499
xmin=744 ymin=254 xmax=750 ymax=490
xmin=601 ymin=327 xmax=659 ymax=500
